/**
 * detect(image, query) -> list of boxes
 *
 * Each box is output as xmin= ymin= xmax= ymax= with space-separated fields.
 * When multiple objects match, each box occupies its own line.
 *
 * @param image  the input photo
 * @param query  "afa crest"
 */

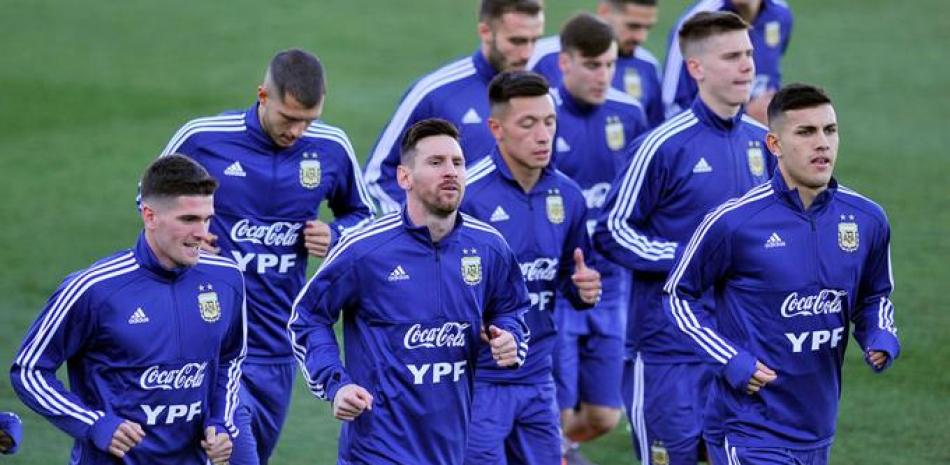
xmin=605 ymin=116 xmax=625 ymax=151
xmin=765 ymin=21 xmax=781 ymax=47
xmin=461 ymin=252 xmax=482 ymax=286
xmin=838 ymin=215 xmax=859 ymax=252
xmin=650 ymin=441 xmax=669 ymax=465
xmin=198 ymin=284 xmax=221 ymax=323
xmin=545 ymin=190 xmax=565 ymax=224
xmin=299 ymin=153 xmax=321 ymax=189
xmin=747 ymin=145 xmax=765 ymax=178
xmin=623 ymin=68 xmax=642 ymax=99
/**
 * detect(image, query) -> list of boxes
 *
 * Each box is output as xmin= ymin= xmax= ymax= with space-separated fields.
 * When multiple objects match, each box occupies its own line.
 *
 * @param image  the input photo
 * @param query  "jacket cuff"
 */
xmin=203 ymin=419 xmax=233 ymax=439
xmin=865 ymin=331 xmax=901 ymax=372
xmin=87 ymin=414 xmax=124 ymax=452
xmin=722 ymin=351 xmax=757 ymax=392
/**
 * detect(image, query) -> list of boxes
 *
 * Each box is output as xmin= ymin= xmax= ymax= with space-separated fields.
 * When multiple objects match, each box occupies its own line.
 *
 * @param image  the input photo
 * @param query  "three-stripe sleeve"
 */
xmin=851 ymin=210 xmax=900 ymax=370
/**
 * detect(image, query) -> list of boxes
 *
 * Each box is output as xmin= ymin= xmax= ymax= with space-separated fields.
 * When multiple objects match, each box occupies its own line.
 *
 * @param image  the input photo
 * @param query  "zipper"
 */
xmin=170 ymin=282 xmax=184 ymax=360
xmin=807 ymin=215 xmax=820 ymax=287
xmin=435 ymin=243 xmax=443 ymax=314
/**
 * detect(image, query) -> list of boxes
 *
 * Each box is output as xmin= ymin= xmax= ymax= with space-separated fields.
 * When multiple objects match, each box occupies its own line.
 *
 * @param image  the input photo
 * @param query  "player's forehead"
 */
xmin=505 ymin=95 xmax=555 ymax=118
xmin=415 ymin=135 xmax=464 ymax=159
xmin=571 ymin=42 xmax=618 ymax=63
xmin=704 ymin=29 xmax=752 ymax=55
xmin=614 ymin=2 xmax=658 ymax=23
xmin=276 ymin=92 xmax=321 ymax=118
xmin=492 ymin=11 xmax=544 ymax=36
xmin=784 ymin=104 xmax=837 ymax=128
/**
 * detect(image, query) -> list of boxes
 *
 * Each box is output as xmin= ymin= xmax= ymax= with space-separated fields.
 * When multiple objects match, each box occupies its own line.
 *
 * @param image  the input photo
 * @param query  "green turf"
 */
xmin=0 ymin=0 xmax=947 ymax=463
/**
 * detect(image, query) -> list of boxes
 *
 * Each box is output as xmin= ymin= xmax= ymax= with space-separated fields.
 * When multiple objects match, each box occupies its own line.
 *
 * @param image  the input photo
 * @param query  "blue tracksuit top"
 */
xmin=663 ymin=173 xmax=900 ymax=449
xmin=364 ymin=50 xmax=500 ymax=213
xmin=530 ymin=36 xmax=666 ymax=128
xmin=11 ymin=233 xmax=246 ymax=464
xmin=594 ymin=97 xmax=775 ymax=362
xmin=662 ymin=0 xmax=793 ymax=117
xmin=461 ymin=148 xmax=593 ymax=384
xmin=288 ymin=209 xmax=529 ymax=465
xmin=161 ymin=103 xmax=375 ymax=362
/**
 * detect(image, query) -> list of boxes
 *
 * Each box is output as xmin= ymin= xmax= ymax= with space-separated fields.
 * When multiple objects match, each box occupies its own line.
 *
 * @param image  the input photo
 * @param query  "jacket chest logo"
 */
xmin=461 ymin=248 xmax=482 ymax=286
xmin=545 ymin=189 xmax=565 ymax=224
xmin=197 ymin=284 xmax=221 ymax=323
xmin=300 ymin=152 xmax=321 ymax=189
xmin=747 ymin=143 xmax=766 ymax=177
xmin=838 ymin=215 xmax=859 ymax=252
xmin=605 ymin=115 xmax=625 ymax=151
xmin=765 ymin=21 xmax=781 ymax=48
xmin=623 ymin=68 xmax=642 ymax=99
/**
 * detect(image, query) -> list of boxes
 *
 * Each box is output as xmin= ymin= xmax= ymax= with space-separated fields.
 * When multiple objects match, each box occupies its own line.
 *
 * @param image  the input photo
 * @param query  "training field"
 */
xmin=0 ymin=0 xmax=947 ymax=463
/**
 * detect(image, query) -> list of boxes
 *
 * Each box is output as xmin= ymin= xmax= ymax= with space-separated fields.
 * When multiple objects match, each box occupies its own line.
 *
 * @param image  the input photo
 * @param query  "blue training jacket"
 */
xmin=530 ymin=36 xmax=666 ymax=128
xmin=11 ymin=234 xmax=246 ymax=464
xmin=663 ymin=173 xmax=899 ymax=449
xmin=288 ymin=209 xmax=529 ymax=465
xmin=594 ymin=97 xmax=775 ymax=362
xmin=161 ymin=103 xmax=375 ymax=362
xmin=364 ymin=50 xmax=501 ymax=213
xmin=461 ymin=148 xmax=593 ymax=384
xmin=662 ymin=0 xmax=794 ymax=117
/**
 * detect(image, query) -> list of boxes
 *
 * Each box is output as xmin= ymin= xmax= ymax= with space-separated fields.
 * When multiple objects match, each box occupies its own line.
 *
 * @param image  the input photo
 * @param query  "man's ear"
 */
xmin=396 ymin=164 xmax=411 ymax=191
xmin=766 ymin=132 xmax=782 ymax=159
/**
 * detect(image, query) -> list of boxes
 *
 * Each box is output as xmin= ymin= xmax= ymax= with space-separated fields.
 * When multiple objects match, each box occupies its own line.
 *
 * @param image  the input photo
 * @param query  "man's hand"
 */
xmin=746 ymin=361 xmax=777 ymax=395
xmin=108 ymin=420 xmax=145 ymax=458
xmin=201 ymin=426 xmax=232 ymax=465
xmin=333 ymin=384 xmax=374 ymax=421
xmin=570 ymin=248 xmax=602 ymax=305
xmin=200 ymin=233 xmax=220 ymax=255
xmin=867 ymin=350 xmax=889 ymax=370
xmin=482 ymin=325 xmax=518 ymax=367
xmin=0 ymin=430 xmax=12 ymax=453
xmin=304 ymin=220 xmax=333 ymax=258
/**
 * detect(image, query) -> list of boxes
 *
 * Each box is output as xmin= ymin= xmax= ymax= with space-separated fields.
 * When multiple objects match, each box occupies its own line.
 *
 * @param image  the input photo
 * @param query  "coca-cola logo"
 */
xmin=230 ymin=219 xmax=302 ymax=247
xmin=781 ymin=290 xmax=848 ymax=318
xmin=140 ymin=362 xmax=207 ymax=391
xmin=519 ymin=258 xmax=558 ymax=282
xmin=403 ymin=322 xmax=470 ymax=350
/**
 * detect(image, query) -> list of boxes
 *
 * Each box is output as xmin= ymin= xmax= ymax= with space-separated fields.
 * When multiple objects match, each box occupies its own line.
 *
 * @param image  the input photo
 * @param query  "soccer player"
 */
xmin=364 ymin=0 xmax=545 ymax=213
xmin=663 ymin=83 xmax=899 ymax=465
xmin=594 ymin=12 xmax=775 ymax=465
xmin=289 ymin=118 xmax=530 ymax=465
xmin=460 ymin=70 xmax=603 ymax=465
xmin=662 ymin=0 xmax=793 ymax=123
xmin=11 ymin=155 xmax=245 ymax=464
xmin=158 ymin=49 xmax=375 ymax=465
xmin=530 ymin=0 xmax=664 ymax=128
xmin=536 ymin=13 xmax=649 ymax=465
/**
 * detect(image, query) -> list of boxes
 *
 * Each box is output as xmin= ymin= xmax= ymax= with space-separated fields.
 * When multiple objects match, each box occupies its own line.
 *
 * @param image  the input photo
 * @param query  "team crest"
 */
xmin=461 ymin=254 xmax=482 ymax=286
xmin=623 ymin=68 xmax=642 ymax=99
xmin=765 ymin=21 xmax=781 ymax=47
xmin=197 ymin=285 xmax=221 ymax=323
xmin=838 ymin=215 xmax=859 ymax=252
xmin=650 ymin=441 xmax=669 ymax=465
xmin=747 ymin=145 xmax=765 ymax=177
xmin=545 ymin=190 xmax=565 ymax=224
xmin=605 ymin=116 xmax=625 ymax=151
xmin=299 ymin=153 xmax=321 ymax=189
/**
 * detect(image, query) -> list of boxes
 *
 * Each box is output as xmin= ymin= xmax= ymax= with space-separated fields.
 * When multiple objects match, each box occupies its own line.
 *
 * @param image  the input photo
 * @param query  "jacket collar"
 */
xmin=472 ymin=49 xmax=499 ymax=83
xmin=770 ymin=169 xmax=838 ymax=213
xmin=690 ymin=96 xmax=745 ymax=133
xmin=488 ymin=147 xmax=558 ymax=194
xmin=400 ymin=204 xmax=465 ymax=246
xmin=134 ymin=231 xmax=190 ymax=281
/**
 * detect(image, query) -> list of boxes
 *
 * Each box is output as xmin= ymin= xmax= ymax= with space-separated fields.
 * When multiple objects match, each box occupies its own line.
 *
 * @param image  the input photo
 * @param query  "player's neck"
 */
xmin=406 ymin=201 xmax=457 ymax=243
xmin=734 ymin=2 xmax=762 ymax=23
xmin=699 ymin=91 xmax=742 ymax=120
xmin=781 ymin=172 xmax=827 ymax=210
xmin=143 ymin=231 xmax=177 ymax=270
xmin=500 ymin=150 xmax=543 ymax=193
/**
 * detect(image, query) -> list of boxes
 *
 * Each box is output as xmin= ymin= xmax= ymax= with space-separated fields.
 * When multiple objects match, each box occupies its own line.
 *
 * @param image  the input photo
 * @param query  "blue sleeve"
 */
xmin=10 ymin=280 xmax=124 ymax=452
xmin=0 ymin=412 xmax=22 ymax=455
xmin=661 ymin=211 xmax=757 ymax=392
xmin=287 ymin=247 xmax=359 ymax=403
xmin=364 ymin=85 xmax=432 ymax=214
xmin=593 ymin=139 xmax=680 ymax=273
xmin=205 ymin=275 xmax=247 ymax=438
xmin=852 ymin=218 xmax=900 ymax=371
xmin=484 ymin=244 xmax=531 ymax=366
xmin=326 ymin=135 xmax=377 ymax=246
xmin=558 ymin=194 xmax=595 ymax=311
xmin=646 ymin=65 xmax=666 ymax=128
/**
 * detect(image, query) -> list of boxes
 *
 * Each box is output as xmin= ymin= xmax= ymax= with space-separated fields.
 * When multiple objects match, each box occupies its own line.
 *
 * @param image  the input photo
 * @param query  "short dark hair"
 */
xmin=678 ymin=11 xmax=749 ymax=57
xmin=479 ymin=0 xmax=543 ymax=22
xmin=604 ymin=0 xmax=657 ymax=8
xmin=266 ymin=48 xmax=326 ymax=108
xmin=488 ymin=70 xmax=550 ymax=115
xmin=141 ymin=154 xmax=218 ymax=202
xmin=767 ymin=83 xmax=833 ymax=129
xmin=400 ymin=118 xmax=461 ymax=166
xmin=560 ymin=12 xmax=615 ymax=57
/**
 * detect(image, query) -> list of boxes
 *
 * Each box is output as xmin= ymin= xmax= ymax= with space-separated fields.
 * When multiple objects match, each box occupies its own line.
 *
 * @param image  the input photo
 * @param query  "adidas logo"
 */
xmin=489 ymin=205 xmax=510 ymax=222
xmin=387 ymin=265 xmax=410 ymax=282
xmin=692 ymin=157 xmax=712 ymax=173
xmin=128 ymin=307 xmax=150 ymax=324
xmin=764 ymin=232 xmax=786 ymax=249
xmin=461 ymin=108 xmax=482 ymax=124
xmin=224 ymin=161 xmax=246 ymax=177
xmin=556 ymin=137 xmax=571 ymax=153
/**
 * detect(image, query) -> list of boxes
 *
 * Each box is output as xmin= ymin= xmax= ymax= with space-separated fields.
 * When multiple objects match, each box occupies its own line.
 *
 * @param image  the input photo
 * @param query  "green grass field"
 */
xmin=1 ymin=0 xmax=947 ymax=463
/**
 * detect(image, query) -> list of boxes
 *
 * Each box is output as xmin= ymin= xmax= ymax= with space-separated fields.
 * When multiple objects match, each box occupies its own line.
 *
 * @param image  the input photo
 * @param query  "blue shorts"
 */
xmin=721 ymin=439 xmax=830 ymax=465
xmin=622 ymin=354 xmax=714 ymax=465
xmin=464 ymin=381 xmax=561 ymax=465
xmin=231 ymin=361 xmax=296 ymax=465
xmin=553 ymin=330 xmax=624 ymax=409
